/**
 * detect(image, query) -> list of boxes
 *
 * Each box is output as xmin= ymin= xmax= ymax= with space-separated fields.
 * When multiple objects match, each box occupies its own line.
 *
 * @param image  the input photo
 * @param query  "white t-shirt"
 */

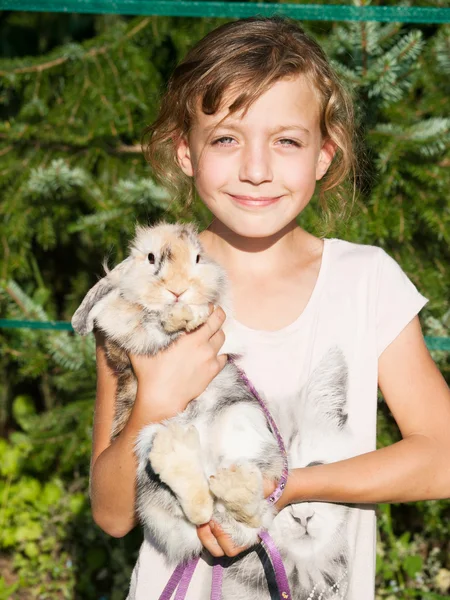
xmin=127 ymin=238 xmax=428 ymax=600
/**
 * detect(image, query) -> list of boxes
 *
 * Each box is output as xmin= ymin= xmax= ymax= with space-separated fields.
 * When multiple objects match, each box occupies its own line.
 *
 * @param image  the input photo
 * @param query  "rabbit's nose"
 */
xmin=168 ymin=289 xmax=187 ymax=299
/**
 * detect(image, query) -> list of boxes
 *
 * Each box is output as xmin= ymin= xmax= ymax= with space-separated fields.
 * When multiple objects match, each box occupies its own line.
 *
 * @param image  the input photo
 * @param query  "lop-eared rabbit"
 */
xmin=72 ymin=222 xmax=283 ymax=564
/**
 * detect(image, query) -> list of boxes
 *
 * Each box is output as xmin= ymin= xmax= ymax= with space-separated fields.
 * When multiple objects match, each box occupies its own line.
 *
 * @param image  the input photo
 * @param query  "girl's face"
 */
xmin=176 ymin=76 xmax=336 ymax=239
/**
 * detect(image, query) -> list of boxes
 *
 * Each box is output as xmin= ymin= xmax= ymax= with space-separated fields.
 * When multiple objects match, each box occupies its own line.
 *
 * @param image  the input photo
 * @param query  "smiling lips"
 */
xmin=229 ymin=194 xmax=283 ymax=207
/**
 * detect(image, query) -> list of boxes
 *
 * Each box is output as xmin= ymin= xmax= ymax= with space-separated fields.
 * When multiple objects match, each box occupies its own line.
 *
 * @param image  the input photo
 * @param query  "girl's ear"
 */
xmin=316 ymin=138 xmax=337 ymax=181
xmin=175 ymin=136 xmax=194 ymax=177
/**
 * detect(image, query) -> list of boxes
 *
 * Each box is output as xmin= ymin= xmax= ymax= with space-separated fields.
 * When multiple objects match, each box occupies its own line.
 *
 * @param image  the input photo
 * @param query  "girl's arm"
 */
xmin=90 ymin=308 xmax=228 ymax=538
xmin=281 ymin=315 xmax=450 ymax=506
xmin=89 ymin=332 xmax=178 ymax=538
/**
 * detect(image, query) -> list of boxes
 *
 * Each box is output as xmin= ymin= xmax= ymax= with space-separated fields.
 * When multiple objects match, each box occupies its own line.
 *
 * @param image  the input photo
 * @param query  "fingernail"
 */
xmin=209 ymin=520 xmax=215 ymax=530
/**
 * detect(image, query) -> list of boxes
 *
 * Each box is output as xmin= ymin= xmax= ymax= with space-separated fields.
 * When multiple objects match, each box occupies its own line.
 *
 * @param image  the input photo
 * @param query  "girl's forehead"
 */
xmin=192 ymin=76 xmax=321 ymax=134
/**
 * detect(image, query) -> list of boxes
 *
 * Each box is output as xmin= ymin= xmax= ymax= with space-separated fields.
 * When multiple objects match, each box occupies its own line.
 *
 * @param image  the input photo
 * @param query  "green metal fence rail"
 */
xmin=1 ymin=1 xmax=450 ymax=24
xmin=0 ymin=320 xmax=449 ymax=351
xmin=0 ymin=319 xmax=74 ymax=332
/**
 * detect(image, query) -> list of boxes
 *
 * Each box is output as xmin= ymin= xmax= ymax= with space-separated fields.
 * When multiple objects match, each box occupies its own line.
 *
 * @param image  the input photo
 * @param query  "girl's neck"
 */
xmin=199 ymin=218 xmax=322 ymax=278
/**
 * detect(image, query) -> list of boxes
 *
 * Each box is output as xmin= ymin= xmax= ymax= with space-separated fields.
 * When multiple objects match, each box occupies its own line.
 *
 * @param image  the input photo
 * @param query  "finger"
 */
xmin=209 ymin=328 xmax=225 ymax=354
xmin=214 ymin=353 xmax=228 ymax=374
xmin=196 ymin=524 xmax=224 ymax=558
xmin=198 ymin=306 xmax=226 ymax=341
xmin=209 ymin=521 xmax=249 ymax=558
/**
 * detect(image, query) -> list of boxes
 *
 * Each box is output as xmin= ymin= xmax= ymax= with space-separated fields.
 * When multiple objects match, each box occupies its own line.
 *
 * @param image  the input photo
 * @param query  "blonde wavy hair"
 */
xmin=142 ymin=16 xmax=358 ymax=216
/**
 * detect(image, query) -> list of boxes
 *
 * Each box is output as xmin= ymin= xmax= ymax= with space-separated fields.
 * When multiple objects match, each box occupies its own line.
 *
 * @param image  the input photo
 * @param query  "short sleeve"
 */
xmin=376 ymin=249 xmax=428 ymax=357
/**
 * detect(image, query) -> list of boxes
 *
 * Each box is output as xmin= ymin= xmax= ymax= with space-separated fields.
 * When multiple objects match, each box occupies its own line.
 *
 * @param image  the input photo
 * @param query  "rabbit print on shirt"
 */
xmin=221 ymin=347 xmax=353 ymax=600
xmin=71 ymin=221 xmax=284 ymax=565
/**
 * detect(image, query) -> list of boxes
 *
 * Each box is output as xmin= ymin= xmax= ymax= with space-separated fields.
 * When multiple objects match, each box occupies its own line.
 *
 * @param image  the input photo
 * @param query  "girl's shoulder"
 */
xmin=324 ymin=237 xmax=391 ymax=279
xmin=324 ymin=237 xmax=427 ymax=342
xmin=324 ymin=237 xmax=412 ymax=282
xmin=323 ymin=237 xmax=426 ymax=303
xmin=325 ymin=237 xmax=385 ymax=261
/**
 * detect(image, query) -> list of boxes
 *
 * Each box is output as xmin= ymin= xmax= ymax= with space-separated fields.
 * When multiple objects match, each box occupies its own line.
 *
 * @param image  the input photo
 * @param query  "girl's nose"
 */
xmin=239 ymin=143 xmax=273 ymax=185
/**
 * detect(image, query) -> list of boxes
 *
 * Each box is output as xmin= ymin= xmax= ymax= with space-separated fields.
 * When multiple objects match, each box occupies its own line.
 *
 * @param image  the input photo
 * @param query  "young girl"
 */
xmin=89 ymin=17 xmax=450 ymax=600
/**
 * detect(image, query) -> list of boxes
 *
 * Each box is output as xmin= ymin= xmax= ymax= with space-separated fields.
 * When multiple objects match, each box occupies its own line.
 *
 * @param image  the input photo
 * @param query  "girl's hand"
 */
xmin=128 ymin=305 xmax=227 ymax=422
xmin=197 ymin=476 xmax=290 ymax=557
xmin=197 ymin=520 xmax=248 ymax=558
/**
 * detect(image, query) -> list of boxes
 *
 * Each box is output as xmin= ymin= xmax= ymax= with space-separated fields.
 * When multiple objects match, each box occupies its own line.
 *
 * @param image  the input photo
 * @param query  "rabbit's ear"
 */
xmin=71 ymin=276 xmax=114 ymax=335
xmin=71 ymin=257 xmax=132 ymax=335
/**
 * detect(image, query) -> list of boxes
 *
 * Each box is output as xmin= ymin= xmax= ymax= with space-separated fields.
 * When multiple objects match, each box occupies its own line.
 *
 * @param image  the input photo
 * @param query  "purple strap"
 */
xmin=158 ymin=558 xmax=199 ymax=600
xmin=209 ymin=531 xmax=291 ymax=600
xmin=158 ymin=358 xmax=292 ymax=600
xmin=227 ymin=356 xmax=289 ymax=505
xmin=174 ymin=558 xmax=200 ymax=600
xmin=259 ymin=530 xmax=291 ymax=599
xmin=210 ymin=563 xmax=224 ymax=600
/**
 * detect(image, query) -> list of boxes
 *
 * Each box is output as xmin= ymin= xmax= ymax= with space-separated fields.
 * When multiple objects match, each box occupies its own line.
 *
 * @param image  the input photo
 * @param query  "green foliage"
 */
xmin=0 ymin=577 xmax=19 ymax=600
xmin=0 ymin=7 xmax=449 ymax=599
xmin=376 ymin=503 xmax=450 ymax=599
xmin=0 ymin=320 xmax=142 ymax=597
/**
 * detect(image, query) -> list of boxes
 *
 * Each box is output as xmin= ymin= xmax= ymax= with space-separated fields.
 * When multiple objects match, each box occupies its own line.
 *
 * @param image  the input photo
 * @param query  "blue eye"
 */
xmin=212 ymin=136 xmax=235 ymax=145
xmin=279 ymin=138 xmax=301 ymax=147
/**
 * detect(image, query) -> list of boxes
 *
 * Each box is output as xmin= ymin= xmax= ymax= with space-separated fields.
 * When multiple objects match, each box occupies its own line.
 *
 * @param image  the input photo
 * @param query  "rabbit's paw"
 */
xmin=161 ymin=304 xmax=209 ymax=333
xmin=149 ymin=423 xmax=213 ymax=525
xmin=210 ymin=464 xmax=264 ymax=528
xmin=184 ymin=305 xmax=210 ymax=332
xmin=161 ymin=304 xmax=194 ymax=333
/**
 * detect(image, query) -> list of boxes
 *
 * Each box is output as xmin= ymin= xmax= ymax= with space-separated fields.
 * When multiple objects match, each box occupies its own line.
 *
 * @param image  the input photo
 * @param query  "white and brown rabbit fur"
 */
xmin=72 ymin=221 xmax=284 ymax=564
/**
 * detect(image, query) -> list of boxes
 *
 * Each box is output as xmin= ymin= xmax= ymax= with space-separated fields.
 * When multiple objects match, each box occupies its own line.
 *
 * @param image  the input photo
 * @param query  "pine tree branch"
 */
xmin=4 ymin=284 xmax=30 ymax=316
xmin=116 ymin=144 xmax=142 ymax=153
xmin=2 ymin=236 xmax=10 ymax=280
xmin=0 ymin=55 xmax=68 ymax=75
xmin=0 ymin=17 xmax=151 ymax=76
xmin=0 ymin=145 xmax=13 ymax=156
xmin=68 ymin=75 xmax=91 ymax=124
xmin=99 ymin=95 xmax=119 ymax=136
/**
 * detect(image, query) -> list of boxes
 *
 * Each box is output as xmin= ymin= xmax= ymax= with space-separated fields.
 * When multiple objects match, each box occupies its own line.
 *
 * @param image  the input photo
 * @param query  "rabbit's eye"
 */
xmin=196 ymin=254 xmax=201 ymax=264
xmin=148 ymin=253 xmax=155 ymax=264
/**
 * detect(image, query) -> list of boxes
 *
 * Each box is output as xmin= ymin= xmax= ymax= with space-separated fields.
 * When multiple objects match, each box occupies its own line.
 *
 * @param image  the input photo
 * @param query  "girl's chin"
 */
xmin=221 ymin=218 xmax=295 ymax=239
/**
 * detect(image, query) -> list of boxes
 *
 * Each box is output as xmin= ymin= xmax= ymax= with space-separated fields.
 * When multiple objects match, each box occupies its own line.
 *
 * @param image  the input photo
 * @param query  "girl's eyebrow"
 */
xmin=204 ymin=123 xmax=310 ymax=136
xmin=270 ymin=124 xmax=311 ymax=136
